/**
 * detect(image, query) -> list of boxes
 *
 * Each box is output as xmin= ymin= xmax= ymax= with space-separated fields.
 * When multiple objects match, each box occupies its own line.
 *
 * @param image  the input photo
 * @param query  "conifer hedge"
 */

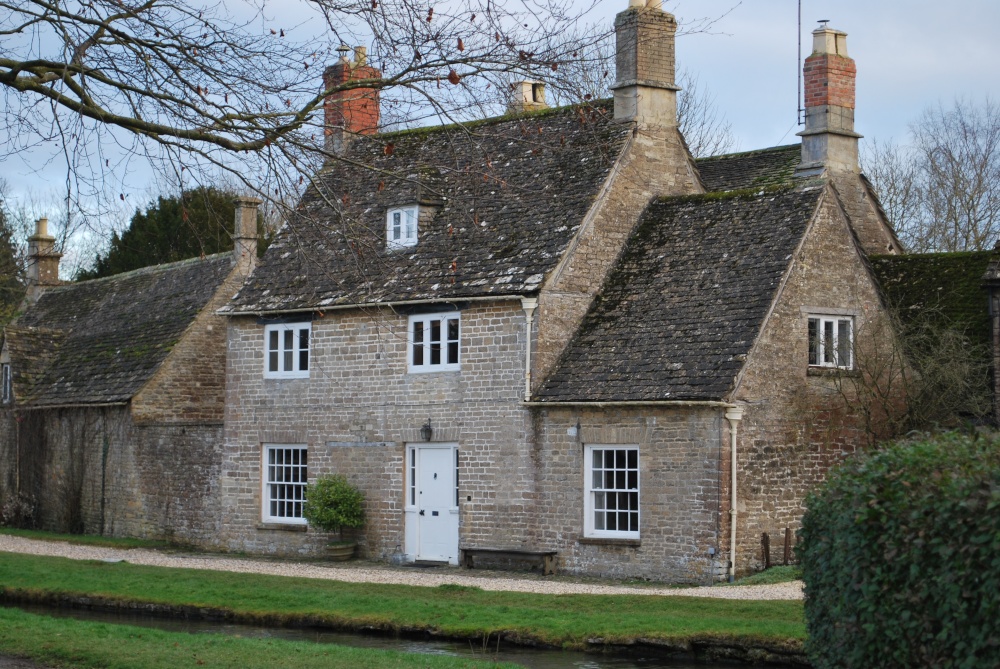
xmin=798 ymin=432 xmax=1000 ymax=668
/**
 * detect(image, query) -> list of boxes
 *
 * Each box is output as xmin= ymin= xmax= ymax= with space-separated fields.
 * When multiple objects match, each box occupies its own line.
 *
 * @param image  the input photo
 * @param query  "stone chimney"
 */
xmin=25 ymin=218 xmax=61 ymax=304
xmin=508 ymin=81 xmax=548 ymax=114
xmin=232 ymin=197 xmax=261 ymax=276
xmin=323 ymin=45 xmax=381 ymax=154
xmin=796 ymin=25 xmax=861 ymax=176
xmin=610 ymin=0 xmax=680 ymax=127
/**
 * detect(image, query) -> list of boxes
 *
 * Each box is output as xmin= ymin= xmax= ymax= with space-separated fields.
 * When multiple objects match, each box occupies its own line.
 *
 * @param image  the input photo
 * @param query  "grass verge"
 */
xmin=0 ymin=529 xmax=170 ymax=550
xmin=0 ymin=607 xmax=517 ymax=669
xmin=0 ymin=552 xmax=805 ymax=651
xmin=727 ymin=566 xmax=802 ymax=586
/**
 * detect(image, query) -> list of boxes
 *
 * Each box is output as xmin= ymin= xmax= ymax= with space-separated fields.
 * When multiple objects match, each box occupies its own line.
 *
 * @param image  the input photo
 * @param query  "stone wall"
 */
xmin=727 ymin=186 xmax=890 ymax=573
xmin=0 ymin=406 xmax=222 ymax=544
xmin=220 ymin=300 xmax=536 ymax=558
xmin=532 ymin=406 xmax=726 ymax=583
xmin=133 ymin=262 xmax=247 ymax=424
xmin=221 ymin=301 xmax=729 ymax=581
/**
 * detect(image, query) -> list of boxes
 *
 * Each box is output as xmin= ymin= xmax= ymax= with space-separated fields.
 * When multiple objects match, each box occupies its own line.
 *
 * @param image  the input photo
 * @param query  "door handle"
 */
xmin=419 ymin=510 xmax=425 ymax=516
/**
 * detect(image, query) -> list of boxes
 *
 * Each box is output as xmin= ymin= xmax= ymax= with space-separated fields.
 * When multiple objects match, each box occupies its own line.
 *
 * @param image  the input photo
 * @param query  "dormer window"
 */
xmin=387 ymin=205 xmax=418 ymax=249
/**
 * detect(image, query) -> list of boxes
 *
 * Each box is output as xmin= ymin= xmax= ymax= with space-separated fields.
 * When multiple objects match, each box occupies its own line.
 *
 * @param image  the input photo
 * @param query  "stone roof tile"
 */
xmin=534 ymin=186 xmax=823 ymax=402
xmin=228 ymin=102 xmax=632 ymax=313
xmin=6 ymin=254 xmax=232 ymax=406
xmin=696 ymin=144 xmax=801 ymax=192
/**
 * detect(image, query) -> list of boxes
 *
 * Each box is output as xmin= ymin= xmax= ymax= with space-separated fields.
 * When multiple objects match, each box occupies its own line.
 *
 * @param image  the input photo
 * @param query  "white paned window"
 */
xmin=264 ymin=323 xmax=311 ymax=378
xmin=808 ymin=316 xmax=853 ymax=369
xmin=387 ymin=206 xmax=419 ymax=249
xmin=584 ymin=446 xmax=640 ymax=539
xmin=263 ymin=445 xmax=307 ymax=524
xmin=1 ymin=364 xmax=10 ymax=405
xmin=408 ymin=312 xmax=460 ymax=372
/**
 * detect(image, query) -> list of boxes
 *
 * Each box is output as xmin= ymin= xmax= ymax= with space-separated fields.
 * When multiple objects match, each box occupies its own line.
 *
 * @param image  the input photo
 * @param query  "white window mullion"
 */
xmin=584 ymin=445 xmax=640 ymax=539
xmin=808 ymin=315 xmax=854 ymax=370
xmin=263 ymin=444 xmax=308 ymax=524
xmin=264 ymin=323 xmax=311 ymax=378
xmin=408 ymin=312 xmax=460 ymax=372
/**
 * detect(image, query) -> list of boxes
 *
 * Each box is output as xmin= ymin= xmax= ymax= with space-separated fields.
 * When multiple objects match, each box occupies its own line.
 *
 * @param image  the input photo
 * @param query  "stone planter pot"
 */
xmin=326 ymin=541 xmax=357 ymax=561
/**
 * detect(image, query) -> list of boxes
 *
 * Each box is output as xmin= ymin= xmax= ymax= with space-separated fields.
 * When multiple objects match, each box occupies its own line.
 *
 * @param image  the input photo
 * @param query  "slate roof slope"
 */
xmin=695 ymin=145 xmax=800 ymax=192
xmin=534 ymin=186 xmax=823 ymax=402
xmin=869 ymin=251 xmax=993 ymax=354
xmin=6 ymin=254 xmax=232 ymax=406
xmin=228 ymin=102 xmax=633 ymax=313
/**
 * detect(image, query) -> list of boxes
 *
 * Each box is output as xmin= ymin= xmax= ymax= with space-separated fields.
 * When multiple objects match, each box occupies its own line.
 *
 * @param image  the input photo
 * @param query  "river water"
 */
xmin=7 ymin=603 xmax=773 ymax=669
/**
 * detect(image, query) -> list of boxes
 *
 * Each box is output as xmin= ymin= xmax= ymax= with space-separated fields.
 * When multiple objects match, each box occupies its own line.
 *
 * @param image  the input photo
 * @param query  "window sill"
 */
xmin=807 ymin=367 xmax=860 ymax=378
xmin=257 ymin=522 xmax=307 ymax=532
xmin=578 ymin=537 xmax=641 ymax=547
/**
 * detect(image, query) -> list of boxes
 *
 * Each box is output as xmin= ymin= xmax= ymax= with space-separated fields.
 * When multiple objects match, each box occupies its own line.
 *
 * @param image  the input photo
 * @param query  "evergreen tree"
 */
xmin=79 ymin=187 xmax=263 ymax=280
xmin=0 ymin=202 xmax=24 ymax=323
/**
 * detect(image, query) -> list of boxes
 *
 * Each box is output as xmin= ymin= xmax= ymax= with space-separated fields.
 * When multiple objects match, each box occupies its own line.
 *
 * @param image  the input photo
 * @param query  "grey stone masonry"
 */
xmin=220 ymin=301 xmax=539 ymax=558
xmin=612 ymin=4 xmax=678 ymax=90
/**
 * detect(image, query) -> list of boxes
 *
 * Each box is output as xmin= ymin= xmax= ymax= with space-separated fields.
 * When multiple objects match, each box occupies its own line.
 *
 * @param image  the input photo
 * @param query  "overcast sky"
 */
xmin=647 ymin=0 xmax=1000 ymax=152
xmin=6 ymin=0 xmax=1000 ymax=205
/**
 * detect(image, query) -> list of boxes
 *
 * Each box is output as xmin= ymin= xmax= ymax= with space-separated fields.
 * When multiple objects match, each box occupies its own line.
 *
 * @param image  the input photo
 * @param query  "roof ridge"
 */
xmin=696 ymin=144 xmax=799 ymax=162
xmin=373 ymin=99 xmax=616 ymax=141
xmin=55 ymin=253 xmax=231 ymax=290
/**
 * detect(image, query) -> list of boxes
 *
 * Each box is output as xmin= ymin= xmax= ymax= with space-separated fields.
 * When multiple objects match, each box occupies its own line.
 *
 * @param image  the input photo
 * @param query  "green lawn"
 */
xmin=0 ymin=551 xmax=805 ymax=650
xmin=0 ymin=607 xmax=517 ymax=669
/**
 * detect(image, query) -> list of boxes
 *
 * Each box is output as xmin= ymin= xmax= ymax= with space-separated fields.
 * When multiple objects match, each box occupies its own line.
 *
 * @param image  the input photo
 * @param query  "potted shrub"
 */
xmin=302 ymin=474 xmax=365 ymax=560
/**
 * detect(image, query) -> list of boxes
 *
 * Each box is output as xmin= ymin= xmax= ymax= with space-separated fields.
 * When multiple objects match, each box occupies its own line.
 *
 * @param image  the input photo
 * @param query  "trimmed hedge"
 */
xmin=799 ymin=432 xmax=1000 ymax=668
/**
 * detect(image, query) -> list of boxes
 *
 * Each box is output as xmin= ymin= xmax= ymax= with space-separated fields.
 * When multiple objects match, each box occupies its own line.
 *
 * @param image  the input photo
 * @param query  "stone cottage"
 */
xmin=216 ymin=0 xmax=902 ymax=581
xmin=0 ymin=201 xmax=260 ymax=543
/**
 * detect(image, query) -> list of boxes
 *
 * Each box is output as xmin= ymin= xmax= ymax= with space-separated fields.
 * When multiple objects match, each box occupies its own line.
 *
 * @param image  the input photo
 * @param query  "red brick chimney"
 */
xmin=323 ymin=45 xmax=381 ymax=154
xmin=796 ymin=25 xmax=861 ymax=175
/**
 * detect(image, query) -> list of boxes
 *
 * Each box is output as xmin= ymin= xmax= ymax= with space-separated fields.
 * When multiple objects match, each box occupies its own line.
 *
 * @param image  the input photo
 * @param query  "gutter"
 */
xmin=12 ymin=402 xmax=129 ymax=411
xmin=220 ymin=294 xmax=529 ymax=318
xmin=523 ymin=400 xmax=736 ymax=408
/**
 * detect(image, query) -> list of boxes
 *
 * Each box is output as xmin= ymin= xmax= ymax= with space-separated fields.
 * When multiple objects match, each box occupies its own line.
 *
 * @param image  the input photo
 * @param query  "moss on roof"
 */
xmin=868 ymin=251 xmax=993 ymax=352
xmin=696 ymin=144 xmax=801 ymax=193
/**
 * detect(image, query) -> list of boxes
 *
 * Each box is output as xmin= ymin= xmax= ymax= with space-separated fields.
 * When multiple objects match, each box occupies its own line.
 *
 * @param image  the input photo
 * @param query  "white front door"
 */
xmin=404 ymin=444 xmax=459 ymax=563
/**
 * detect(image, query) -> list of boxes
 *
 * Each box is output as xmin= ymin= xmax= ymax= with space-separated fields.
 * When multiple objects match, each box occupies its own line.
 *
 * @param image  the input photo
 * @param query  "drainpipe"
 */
xmin=521 ymin=298 xmax=538 ymax=402
xmin=725 ymin=405 xmax=744 ymax=582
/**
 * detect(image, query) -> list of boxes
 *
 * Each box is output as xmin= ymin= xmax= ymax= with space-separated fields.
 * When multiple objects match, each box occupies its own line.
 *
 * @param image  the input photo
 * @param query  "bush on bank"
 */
xmin=798 ymin=432 xmax=1000 ymax=668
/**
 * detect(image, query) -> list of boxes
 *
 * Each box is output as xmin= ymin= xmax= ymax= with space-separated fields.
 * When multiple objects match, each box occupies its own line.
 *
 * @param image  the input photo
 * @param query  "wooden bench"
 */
xmin=459 ymin=547 xmax=558 ymax=576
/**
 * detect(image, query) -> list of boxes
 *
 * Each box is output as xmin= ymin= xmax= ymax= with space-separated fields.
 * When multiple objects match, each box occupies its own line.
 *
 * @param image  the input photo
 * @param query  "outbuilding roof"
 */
xmin=4 ymin=254 xmax=232 ymax=407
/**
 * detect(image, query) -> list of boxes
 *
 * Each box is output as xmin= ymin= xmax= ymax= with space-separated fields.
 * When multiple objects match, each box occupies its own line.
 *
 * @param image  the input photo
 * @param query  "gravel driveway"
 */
xmin=0 ymin=534 xmax=803 ymax=600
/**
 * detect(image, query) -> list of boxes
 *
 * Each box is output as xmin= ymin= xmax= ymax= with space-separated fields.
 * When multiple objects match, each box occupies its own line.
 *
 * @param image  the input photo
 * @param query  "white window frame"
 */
xmin=262 ymin=444 xmax=308 ymax=525
xmin=1 ymin=363 xmax=11 ymax=405
xmin=808 ymin=315 xmax=853 ymax=369
xmin=386 ymin=205 xmax=419 ymax=249
xmin=263 ymin=323 xmax=311 ymax=379
xmin=408 ymin=312 xmax=460 ymax=373
xmin=584 ymin=445 xmax=640 ymax=539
